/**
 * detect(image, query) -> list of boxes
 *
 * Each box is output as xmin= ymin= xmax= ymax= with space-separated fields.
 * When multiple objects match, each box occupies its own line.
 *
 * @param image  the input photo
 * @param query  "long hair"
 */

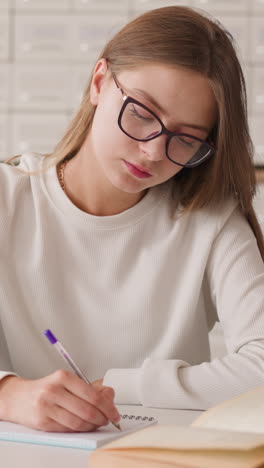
xmin=44 ymin=6 xmax=264 ymax=258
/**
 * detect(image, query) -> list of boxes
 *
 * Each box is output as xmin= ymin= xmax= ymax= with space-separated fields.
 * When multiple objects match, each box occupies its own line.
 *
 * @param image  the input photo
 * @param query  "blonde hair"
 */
xmin=21 ymin=6 xmax=264 ymax=256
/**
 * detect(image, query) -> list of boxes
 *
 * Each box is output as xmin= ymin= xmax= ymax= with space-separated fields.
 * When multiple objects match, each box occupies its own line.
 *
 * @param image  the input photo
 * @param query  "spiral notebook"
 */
xmin=0 ymin=413 xmax=157 ymax=450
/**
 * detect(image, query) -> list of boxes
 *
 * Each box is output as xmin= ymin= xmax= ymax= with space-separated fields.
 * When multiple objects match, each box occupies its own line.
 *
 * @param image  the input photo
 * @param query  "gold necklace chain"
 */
xmin=57 ymin=160 xmax=67 ymax=192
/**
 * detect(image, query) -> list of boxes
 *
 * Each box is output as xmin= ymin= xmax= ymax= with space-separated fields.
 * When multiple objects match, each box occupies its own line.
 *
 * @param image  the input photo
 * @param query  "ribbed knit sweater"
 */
xmin=1 ymin=152 xmax=264 ymax=410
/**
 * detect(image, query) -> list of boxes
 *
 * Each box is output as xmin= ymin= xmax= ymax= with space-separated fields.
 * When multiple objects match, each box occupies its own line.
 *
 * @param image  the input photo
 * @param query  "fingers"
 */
xmin=29 ymin=410 xmax=97 ymax=433
xmin=57 ymin=371 xmax=120 ymax=425
xmin=47 ymin=405 xmax=98 ymax=432
xmin=92 ymin=378 xmax=104 ymax=389
xmin=52 ymin=387 xmax=109 ymax=427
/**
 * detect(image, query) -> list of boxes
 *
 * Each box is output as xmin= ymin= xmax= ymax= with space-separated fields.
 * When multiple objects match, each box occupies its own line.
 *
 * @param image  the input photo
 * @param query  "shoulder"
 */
xmin=193 ymin=198 xmax=254 ymax=252
xmin=167 ymin=181 xmax=238 ymax=231
xmin=0 ymin=152 xmax=44 ymax=210
xmin=176 ymin=196 xmax=239 ymax=235
xmin=205 ymin=198 xmax=239 ymax=231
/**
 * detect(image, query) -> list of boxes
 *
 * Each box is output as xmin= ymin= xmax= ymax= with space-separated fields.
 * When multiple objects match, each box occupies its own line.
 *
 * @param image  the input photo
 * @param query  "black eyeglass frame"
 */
xmin=112 ymin=71 xmax=215 ymax=168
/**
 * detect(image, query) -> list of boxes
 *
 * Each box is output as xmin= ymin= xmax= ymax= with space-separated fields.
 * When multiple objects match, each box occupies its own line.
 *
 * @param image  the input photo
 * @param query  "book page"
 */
xmin=91 ymin=445 xmax=264 ymax=468
xmin=102 ymin=424 xmax=264 ymax=451
xmin=192 ymin=385 xmax=264 ymax=434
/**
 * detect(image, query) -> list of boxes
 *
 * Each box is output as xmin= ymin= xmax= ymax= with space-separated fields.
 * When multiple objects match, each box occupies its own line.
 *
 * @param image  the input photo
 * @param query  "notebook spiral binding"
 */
xmin=120 ymin=414 xmax=155 ymax=422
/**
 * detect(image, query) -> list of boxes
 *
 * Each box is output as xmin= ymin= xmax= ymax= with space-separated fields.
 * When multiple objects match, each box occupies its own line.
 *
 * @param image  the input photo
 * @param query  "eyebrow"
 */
xmin=132 ymin=87 xmax=210 ymax=134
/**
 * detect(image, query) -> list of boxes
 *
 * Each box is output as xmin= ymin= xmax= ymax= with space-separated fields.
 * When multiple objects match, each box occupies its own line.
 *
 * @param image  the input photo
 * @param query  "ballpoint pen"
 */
xmin=43 ymin=329 xmax=121 ymax=431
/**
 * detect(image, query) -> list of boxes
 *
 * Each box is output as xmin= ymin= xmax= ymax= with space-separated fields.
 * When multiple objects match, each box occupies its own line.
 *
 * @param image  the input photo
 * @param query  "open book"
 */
xmin=90 ymin=385 xmax=264 ymax=468
xmin=0 ymin=413 xmax=157 ymax=450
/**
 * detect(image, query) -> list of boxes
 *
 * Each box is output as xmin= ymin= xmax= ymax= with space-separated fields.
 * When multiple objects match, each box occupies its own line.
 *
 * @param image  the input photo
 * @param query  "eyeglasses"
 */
xmin=112 ymin=72 xmax=215 ymax=168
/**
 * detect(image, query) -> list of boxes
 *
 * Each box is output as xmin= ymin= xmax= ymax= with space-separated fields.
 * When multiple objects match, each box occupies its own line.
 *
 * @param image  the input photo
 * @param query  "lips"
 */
xmin=132 ymin=163 xmax=152 ymax=175
xmin=124 ymin=160 xmax=153 ymax=178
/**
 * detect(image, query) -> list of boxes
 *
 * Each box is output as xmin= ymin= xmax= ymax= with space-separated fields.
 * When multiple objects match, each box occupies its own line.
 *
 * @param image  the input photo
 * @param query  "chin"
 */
xmin=116 ymin=183 xmax=147 ymax=195
xmin=110 ymin=173 xmax=151 ymax=194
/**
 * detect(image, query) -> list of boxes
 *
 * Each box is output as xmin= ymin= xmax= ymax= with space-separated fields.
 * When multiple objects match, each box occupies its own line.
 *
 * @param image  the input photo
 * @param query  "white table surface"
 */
xmin=0 ymin=405 xmax=203 ymax=468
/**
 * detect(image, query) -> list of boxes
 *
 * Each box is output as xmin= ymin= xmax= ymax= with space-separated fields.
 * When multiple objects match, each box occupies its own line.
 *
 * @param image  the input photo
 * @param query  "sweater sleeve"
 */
xmin=104 ymin=207 xmax=264 ymax=410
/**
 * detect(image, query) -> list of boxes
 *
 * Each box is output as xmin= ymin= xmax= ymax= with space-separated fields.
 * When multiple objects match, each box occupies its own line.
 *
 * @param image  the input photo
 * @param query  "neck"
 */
xmin=62 ymin=148 xmax=146 ymax=216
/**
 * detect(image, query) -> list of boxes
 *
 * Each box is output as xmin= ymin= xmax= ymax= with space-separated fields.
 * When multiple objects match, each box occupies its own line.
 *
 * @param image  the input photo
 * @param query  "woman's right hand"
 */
xmin=0 ymin=370 xmax=120 ymax=432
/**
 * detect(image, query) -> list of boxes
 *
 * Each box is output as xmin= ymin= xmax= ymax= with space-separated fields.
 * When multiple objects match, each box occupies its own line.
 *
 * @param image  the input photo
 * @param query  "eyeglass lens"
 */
xmin=120 ymin=101 xmax=211 ymax=166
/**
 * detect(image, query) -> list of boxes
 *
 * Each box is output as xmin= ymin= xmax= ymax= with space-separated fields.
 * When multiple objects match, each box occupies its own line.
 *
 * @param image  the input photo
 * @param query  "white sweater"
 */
xmin=1 ymin=152 xmax=264 ymax=410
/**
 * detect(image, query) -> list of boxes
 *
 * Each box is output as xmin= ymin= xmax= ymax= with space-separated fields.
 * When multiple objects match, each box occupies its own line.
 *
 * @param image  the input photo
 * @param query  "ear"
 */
xmin=90 ymin=58 xmax=109 ymax=106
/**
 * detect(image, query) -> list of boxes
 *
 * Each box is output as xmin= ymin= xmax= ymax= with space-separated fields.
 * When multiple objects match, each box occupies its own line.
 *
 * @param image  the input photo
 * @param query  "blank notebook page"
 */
xmin=0 ymin=414 xmax=157 ymax=450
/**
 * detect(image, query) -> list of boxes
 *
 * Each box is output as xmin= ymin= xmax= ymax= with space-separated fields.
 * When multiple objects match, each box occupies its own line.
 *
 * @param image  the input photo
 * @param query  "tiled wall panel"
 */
xmin=250 ymin=116 xmax=264 ymax=164
xmin=252 ymin=66 xmax=264 ymax=113
xmin=0 ymin=63 xmax=9 ymax=110
xmin=73 ymin=0 xmax=129 ymax=13
xmin=11 ymin=113 xmax=69 ymax=155
xmin=253 ymin=0 xmax=264 ymax=13
xmin=73 ymin=14 xmax=128 ymax=61
xmin=14 ymin=15 xmax=74 ymax=61
xmin=0 ymin=0 xmax=8 ymax=12
xmin=0 ymin=113 xmax=9 ymax=156
xmin=193 ymin=0 xmax=249 ymax=13
xmin=14 ymin=0 xmax=72 ymax=11
xmin=0 ymin=14 xmax=9 ymax=61
xmin=12 ymin=64 xmax=71 ymax=111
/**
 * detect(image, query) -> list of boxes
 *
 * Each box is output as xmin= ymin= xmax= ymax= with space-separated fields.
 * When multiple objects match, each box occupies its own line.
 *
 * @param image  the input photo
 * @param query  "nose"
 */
xmin=138 ymin=134 xmax=167 ymax=162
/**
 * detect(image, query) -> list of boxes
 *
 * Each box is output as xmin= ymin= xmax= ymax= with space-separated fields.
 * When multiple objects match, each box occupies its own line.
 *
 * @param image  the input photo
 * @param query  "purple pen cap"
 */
xmin=44 ymin=329 xmax=58 ymax=344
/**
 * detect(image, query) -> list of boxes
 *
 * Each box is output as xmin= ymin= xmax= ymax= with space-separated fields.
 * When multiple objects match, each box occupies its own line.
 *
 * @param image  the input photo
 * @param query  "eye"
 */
xmin=177 ymin=135 xmax=195 ymax=148
xmin=129 ymin=104 xmax=154 ymax=122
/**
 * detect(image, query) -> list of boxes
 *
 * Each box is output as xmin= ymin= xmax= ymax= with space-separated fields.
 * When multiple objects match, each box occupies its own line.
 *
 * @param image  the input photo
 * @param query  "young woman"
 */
xmin=1 ymin=6 xmax=264 ymax=433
